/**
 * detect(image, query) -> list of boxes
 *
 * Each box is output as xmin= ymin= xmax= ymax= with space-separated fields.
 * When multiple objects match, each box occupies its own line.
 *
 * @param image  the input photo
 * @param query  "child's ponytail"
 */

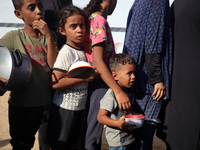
xmin=83 ymin=0 xmax=103 ymax=18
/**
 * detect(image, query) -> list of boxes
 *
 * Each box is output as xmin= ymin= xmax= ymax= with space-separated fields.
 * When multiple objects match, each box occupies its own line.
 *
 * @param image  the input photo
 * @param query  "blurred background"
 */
xmin=0 ymin=0 xmax=174 ymax=53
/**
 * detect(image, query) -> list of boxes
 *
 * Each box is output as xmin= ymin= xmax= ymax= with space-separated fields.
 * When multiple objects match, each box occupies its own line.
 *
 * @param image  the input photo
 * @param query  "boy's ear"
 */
xmin=14 ymin=10 xmax=23 ymax=19
xmin=58 ymin=27 xmax=66 ymax=36
xmin=112 ymin=72 xmax=118 ymax=81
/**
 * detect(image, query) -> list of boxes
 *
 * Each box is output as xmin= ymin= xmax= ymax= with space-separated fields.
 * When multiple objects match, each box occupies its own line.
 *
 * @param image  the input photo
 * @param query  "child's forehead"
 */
xmin=117 ymin=63 xmax=136 ymax=70
xmin=66 ymin=14 xmax=85 ymax=22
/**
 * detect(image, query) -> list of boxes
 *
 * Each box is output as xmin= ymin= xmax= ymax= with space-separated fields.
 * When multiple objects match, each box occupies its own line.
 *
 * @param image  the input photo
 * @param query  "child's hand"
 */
xmin=118 ymin=115 xmax=135 ymax=131
xmin=76 ymin=70 xmax=98 ymax=82
xmin=0 ymin=77 xmax=8 ymax=96
xmin=32 ymin=19 xmax=52 ymax=38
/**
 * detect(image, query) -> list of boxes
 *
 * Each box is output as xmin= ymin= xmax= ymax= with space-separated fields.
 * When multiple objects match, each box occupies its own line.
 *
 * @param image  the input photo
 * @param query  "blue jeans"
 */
xmin=109 ymin=143 xmax=133 ymax=150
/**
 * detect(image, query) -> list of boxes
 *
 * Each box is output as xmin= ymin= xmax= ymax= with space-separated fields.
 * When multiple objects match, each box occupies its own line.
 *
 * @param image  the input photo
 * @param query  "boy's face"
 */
xmin=15 ymin=0 xmax=43 ymax=26
xmin=59 ymin=13 xmax=86 ymax=49
xmin=113 ymin=63 xmax=136 ymax=89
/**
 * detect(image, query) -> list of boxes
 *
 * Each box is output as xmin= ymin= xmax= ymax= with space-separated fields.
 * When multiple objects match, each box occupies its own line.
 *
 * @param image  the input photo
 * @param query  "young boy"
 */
xmin=97 ymin=53 xmax=137 ymax=150
xmin=0 ymin=0 xmax=57 ymax=149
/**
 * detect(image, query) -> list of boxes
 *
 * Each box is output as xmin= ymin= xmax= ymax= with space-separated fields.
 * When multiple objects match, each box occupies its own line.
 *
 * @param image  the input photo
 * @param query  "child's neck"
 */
xmin=66 ymin=42 xmax=82 ymax=50
xmin=95 ymin=11 xmax=107 ymax=20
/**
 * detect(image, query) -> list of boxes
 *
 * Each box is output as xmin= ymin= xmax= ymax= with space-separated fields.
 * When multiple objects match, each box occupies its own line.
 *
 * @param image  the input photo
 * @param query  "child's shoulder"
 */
xmin=90 ymin=13 xmax=106 ymax=23
xmin=103 ymin=88 xmax=115 ymax=99
xmin=2 ymin=29 xmax=21 ymax=38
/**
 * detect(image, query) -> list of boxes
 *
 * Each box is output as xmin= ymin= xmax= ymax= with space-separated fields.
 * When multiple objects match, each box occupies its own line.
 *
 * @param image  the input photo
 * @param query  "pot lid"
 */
xmin=0 ymin=46 xmax=13 ymax=80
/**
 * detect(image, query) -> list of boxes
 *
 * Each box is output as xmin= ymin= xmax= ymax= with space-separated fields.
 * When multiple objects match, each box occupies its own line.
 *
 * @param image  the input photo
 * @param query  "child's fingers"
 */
xmin=38 ymin=19 xmax=46 ymax=24
xmin=119 ymin=115 xmax=125 ymax=120
xmin=0 ymin=77 xmax=8 ymax=83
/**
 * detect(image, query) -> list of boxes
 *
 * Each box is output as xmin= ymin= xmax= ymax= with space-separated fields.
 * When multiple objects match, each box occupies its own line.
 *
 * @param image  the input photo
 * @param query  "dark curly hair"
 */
xmin=83 ymin=0 xmax=103 ymax=17
xmin=109 ymin=53 xmax=136 ymax=72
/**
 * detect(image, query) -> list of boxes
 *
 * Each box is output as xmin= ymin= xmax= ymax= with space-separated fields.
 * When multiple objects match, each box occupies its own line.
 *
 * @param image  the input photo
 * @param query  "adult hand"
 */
xmin=152 ymin=82 xmax=165 ymax=101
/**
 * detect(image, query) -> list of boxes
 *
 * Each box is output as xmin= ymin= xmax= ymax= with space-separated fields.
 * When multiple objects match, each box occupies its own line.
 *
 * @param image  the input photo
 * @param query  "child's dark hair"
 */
xmin=12 ymin=0 xmax=24 ymax=10
xmin=109 ymin=53 xmax=136 ymax=72
xmin=58 ymin=5 xmax=87 ymax=31
xmin=83 ymin=0 xmax=103 ymax=17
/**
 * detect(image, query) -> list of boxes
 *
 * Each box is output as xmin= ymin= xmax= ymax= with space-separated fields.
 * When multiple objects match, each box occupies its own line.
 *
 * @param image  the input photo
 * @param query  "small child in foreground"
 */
xmin=97 ymin=53 xmax=137 ymax=150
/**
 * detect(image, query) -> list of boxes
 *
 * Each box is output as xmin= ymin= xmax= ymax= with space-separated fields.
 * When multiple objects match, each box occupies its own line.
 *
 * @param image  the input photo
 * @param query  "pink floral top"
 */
xmin=83 ymin=13 xmax=115 ymax=67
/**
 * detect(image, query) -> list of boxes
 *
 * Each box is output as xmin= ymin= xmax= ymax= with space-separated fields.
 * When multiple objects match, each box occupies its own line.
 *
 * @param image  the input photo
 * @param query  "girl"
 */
xmin=47 ymin=6 xmax=96 ymax=150
xmin=82 ymin=0 xmax=132 ymax=149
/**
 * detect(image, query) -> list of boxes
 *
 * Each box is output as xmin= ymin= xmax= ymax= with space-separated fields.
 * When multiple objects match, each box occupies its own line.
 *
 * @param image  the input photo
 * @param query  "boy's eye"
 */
xmin=28 ymin=4 xmax=36 ymax=11
xmin=127 ymin=72 xmax=134 ymax=76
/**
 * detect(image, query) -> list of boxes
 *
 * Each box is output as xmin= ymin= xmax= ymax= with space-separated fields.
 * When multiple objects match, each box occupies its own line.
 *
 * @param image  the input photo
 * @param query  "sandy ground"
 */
xmin=0 ymin=91 xmax=166 ymax=150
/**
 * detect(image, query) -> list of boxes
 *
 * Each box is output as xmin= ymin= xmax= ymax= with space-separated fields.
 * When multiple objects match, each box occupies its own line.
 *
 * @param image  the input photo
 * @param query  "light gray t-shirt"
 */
xmin=53 ymin=44 xmax=88 ymax=111
xmin=100 ymin=88 xmax=135 ymax=147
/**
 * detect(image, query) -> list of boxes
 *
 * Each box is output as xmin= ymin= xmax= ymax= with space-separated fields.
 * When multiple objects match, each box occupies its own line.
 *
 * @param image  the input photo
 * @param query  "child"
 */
xmin=0 ymin=0 xmax=57 ymax=149
xmin=97 ymin=53 xmax=136 ymax=150
xmin=47 ymin=6 xmax=96 ymax=150
xmin=82 ymin=0 xmax=132 ymax=149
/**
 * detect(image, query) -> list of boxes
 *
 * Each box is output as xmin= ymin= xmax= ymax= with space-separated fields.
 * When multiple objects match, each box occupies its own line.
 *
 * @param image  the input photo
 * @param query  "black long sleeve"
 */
xmin=145 ymin=53 xmax=163 ymax=85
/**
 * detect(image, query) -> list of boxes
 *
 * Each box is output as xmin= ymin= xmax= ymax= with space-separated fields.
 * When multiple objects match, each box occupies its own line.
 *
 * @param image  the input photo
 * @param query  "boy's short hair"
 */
xmin=109 ymin=53 xmax=136 ymax=72
xmin=12 ymin=0 xmax=24 ymax=10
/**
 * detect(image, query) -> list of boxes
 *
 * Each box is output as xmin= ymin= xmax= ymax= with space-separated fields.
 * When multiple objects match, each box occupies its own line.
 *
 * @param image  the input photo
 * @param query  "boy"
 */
xmin=97 ymin=53 xmax=136 ymax=150
xmin=0 ymin=0 xmax=57 ymax=149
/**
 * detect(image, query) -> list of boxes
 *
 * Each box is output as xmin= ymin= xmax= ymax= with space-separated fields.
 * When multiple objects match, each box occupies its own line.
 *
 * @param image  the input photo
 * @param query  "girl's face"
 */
xmin=59 ymin=13 xmax=86 ymax=49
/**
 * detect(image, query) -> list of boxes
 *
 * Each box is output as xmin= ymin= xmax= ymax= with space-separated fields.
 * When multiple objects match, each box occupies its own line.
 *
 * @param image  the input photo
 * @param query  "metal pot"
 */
xmin=0 ymin=45 xmax=32 ymax=90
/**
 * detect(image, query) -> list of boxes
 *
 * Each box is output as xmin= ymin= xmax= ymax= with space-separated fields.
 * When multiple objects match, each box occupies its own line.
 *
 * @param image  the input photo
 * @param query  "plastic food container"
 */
xmin=125 ymin=114 xmax=146 ymax=129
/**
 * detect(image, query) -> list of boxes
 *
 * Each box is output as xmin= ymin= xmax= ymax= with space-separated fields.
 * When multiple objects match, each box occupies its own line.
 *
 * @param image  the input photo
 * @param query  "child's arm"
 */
xmin=52 ymin=70 xmax=96 ymax=89
xmin=97 ymin=108 xmax=135 ymax=131
xmin=92 ymin=42 xmax=131 ymax=110
xmin=32 ymin=19 xmax=57 ymax=69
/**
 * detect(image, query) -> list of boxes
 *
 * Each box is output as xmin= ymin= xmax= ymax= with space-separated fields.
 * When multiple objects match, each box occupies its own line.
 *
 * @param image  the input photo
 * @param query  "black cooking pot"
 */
xmin=0 ymin=45 xmax=32 ymax=90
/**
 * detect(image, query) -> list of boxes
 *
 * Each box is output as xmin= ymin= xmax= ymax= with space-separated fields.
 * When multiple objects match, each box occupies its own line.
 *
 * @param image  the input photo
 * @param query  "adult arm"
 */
xmin=144 ymin=0 xmax=168 ymax=100
xmin=145 ymin=53 xmax=165 ymax=100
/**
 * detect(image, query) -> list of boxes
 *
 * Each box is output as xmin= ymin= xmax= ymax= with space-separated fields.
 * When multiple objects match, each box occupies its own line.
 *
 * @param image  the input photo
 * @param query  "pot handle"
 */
xmin=13 ymin=49 xmax=22 ymax=67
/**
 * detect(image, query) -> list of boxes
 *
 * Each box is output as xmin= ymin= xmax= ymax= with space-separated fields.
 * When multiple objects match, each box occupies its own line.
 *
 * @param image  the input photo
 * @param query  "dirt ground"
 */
xmin=0 ymin=91 xmax=166 ymax=150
